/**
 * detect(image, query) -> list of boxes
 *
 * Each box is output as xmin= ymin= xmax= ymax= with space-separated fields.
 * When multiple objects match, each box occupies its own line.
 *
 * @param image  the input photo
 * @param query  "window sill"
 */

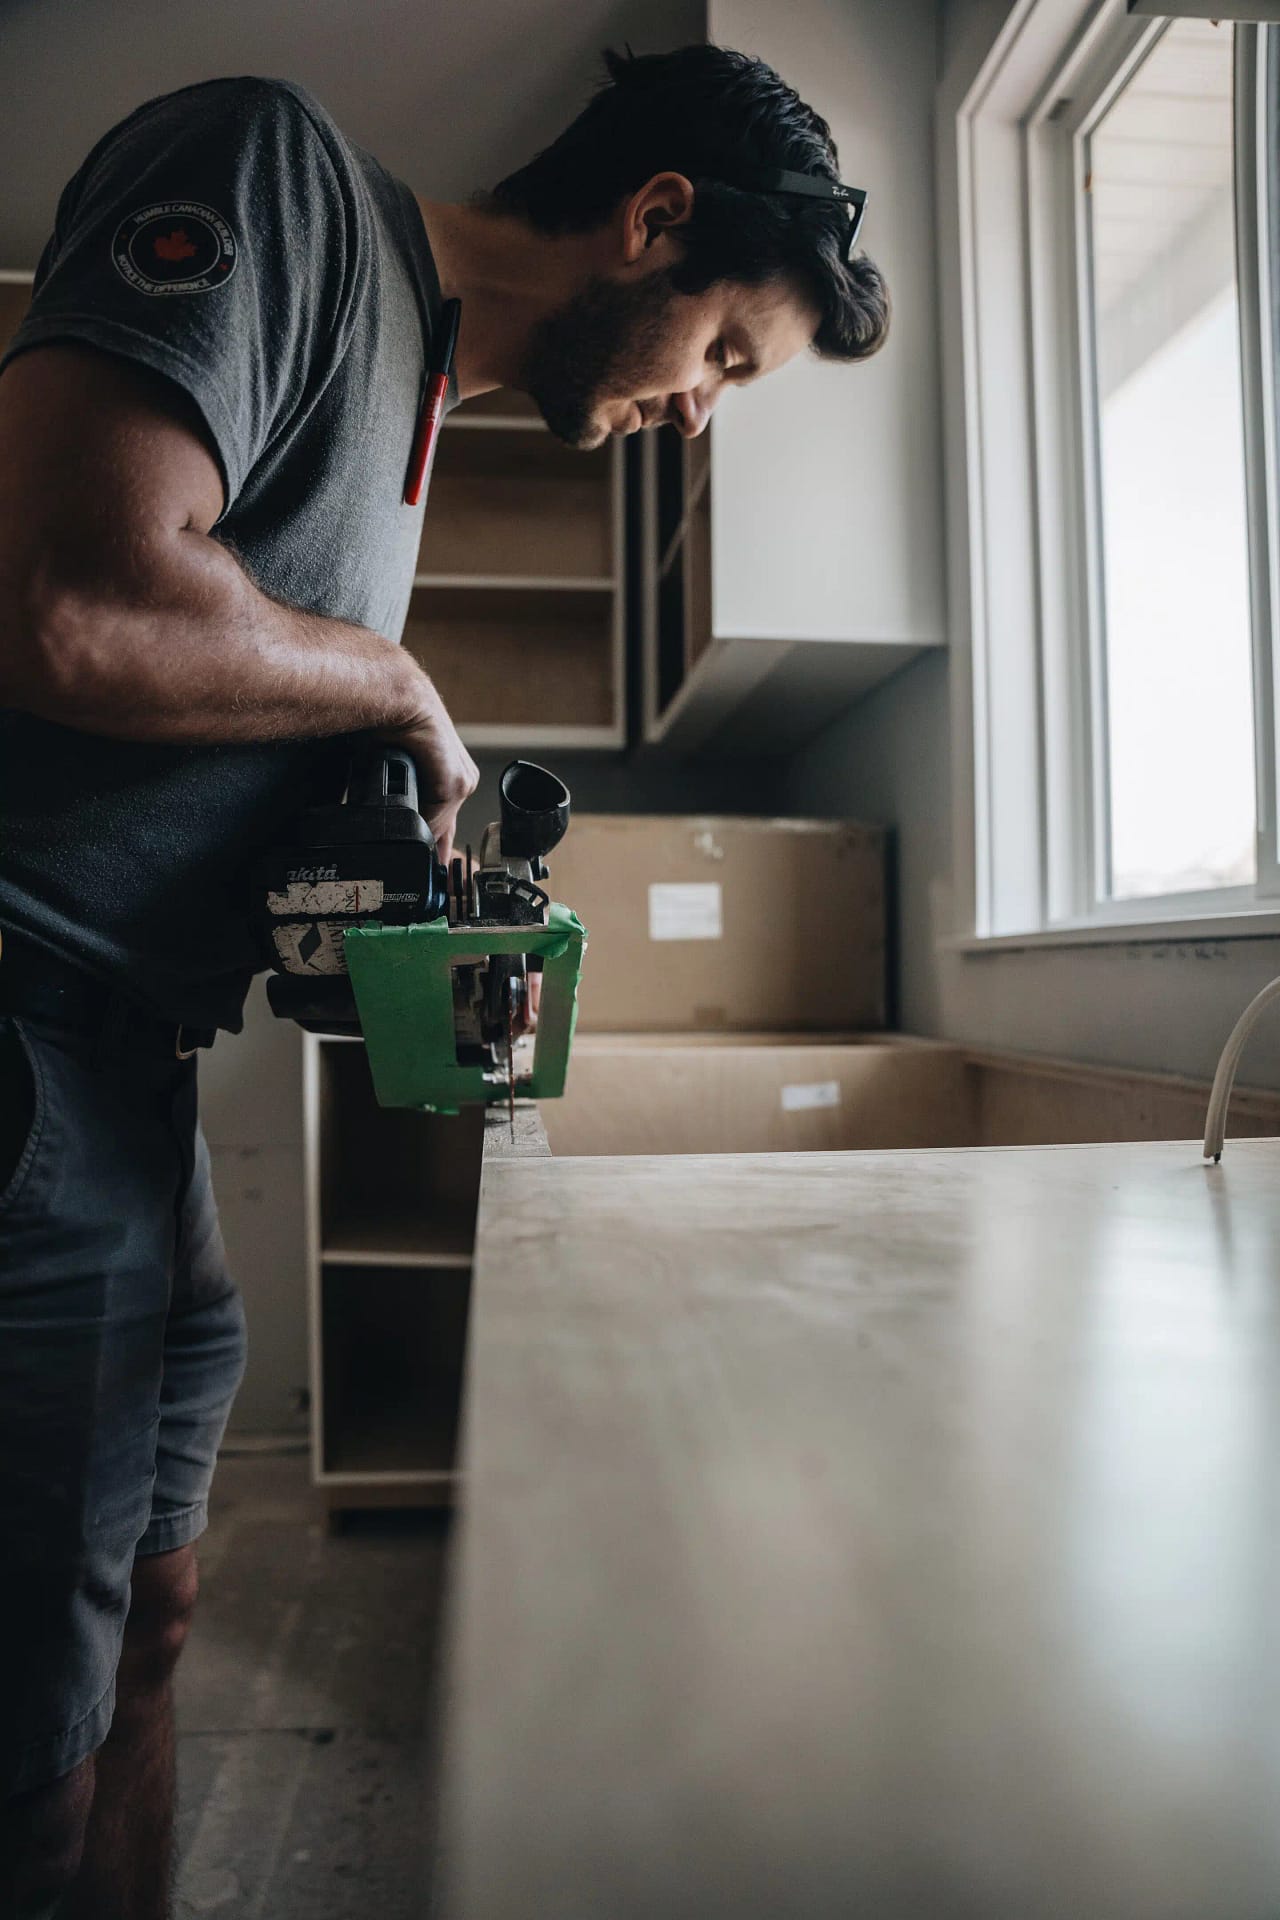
xmin=945 ymin=907 xmax=1280 ymax=955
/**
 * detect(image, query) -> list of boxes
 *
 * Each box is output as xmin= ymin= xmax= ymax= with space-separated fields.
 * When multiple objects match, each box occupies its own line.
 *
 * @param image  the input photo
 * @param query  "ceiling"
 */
xmin=0 ymin=0 xmax=702 ymax=265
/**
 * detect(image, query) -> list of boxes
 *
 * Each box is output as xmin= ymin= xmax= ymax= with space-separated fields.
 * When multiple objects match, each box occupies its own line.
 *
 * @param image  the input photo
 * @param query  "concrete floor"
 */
xmin=174 ymin=1452 xmax=451 ymax=1918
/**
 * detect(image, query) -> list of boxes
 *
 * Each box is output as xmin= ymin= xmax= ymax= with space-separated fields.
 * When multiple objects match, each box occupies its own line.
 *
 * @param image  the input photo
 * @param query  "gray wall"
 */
xmin=0 ymin=0 xmax=702 ymax=265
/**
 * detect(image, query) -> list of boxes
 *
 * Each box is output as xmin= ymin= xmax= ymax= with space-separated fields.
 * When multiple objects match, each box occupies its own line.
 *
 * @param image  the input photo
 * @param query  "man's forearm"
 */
xmin=0 ymin=340 xmax=478 ymax=860
xmin=14 ymin=522 xmax=429 ymax=746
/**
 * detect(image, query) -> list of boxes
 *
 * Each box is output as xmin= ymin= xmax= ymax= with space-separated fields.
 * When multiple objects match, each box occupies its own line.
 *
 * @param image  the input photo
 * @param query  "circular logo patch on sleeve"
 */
xmin=112 ymin=201 xmax=237 ymax=297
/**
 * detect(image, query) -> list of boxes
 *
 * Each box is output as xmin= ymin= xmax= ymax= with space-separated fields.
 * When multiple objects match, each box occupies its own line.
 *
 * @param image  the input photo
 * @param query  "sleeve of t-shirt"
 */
xmin=0 ymin=77 xmax=358 ymax=512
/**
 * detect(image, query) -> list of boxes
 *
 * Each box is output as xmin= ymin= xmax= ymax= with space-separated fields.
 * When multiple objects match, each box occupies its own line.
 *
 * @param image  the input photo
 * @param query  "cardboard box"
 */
xmin=546 ymin=814 xmax=885 ymax=1033
xmin=542 ymin=1032 xmax=1280 ymax=1160
xmin=542 ymin=1036 xmax=968 ymax=1157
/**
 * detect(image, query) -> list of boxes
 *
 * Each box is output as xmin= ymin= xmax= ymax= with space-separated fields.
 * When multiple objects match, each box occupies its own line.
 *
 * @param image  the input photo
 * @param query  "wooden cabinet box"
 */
xmin=320 ymin=1261 xmax=469 ymax=1480
xmin=543 ymin=1034 xmax=1280 ymax=1159
xmin=548 ymin=812 xmax=886 ymax=1033
xmin=402 ymin=388 xmax=626 ymax=750
xmin=544 ymin=1034 xmax=967 ymax=1156
xmin=304 ymin=1038 xmax=485 ymax=1514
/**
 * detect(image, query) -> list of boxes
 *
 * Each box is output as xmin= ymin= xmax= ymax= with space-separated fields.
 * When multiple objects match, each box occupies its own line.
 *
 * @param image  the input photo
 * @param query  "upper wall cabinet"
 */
xmin=642 ymin=0 xmax=946 ymax=753
xmin=407 ymin=391 xmax=625 ymax=752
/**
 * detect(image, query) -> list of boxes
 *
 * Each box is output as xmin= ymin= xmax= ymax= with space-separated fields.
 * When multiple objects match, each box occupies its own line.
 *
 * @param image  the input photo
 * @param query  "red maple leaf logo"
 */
xmin=152 ymin=227 xmax=197 ymax=263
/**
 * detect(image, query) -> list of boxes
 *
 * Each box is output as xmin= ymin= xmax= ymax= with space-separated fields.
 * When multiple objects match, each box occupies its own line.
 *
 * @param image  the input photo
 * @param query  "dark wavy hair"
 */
xmin=486 ymin=44 xmax=889 ymax=362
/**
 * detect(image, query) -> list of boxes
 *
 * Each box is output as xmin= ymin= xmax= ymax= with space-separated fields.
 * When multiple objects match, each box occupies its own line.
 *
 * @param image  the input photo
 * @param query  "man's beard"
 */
xmin=521 ymin=270 xmax=681 ymax=448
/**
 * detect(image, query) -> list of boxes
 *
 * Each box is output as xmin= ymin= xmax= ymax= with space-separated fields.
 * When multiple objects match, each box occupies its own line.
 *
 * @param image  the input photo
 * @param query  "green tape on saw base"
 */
xmin=344 ymin=902 xmax=587 ymax=1112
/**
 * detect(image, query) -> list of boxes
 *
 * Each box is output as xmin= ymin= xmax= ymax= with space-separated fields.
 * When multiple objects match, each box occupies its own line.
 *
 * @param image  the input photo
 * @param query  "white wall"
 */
xmin=784 ymin=0 xmax=1280 ymax=1093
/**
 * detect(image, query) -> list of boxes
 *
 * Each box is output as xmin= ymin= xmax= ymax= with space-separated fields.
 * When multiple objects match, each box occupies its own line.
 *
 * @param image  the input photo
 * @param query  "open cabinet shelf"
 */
xmin=403 ymin=580 xmax=618 ymax=745
xmin=315 ymin=1040 xmax=484 ymax=1264
xmin=420 ymin=429 xmax=614 ymax=578
xmin=654 ymin=436 xmax=714 ymax=717
xmin=305 ymin=1037 xmax=486 ymax=1512
xmin=411 ymin=390 xmax=626 ymax=750
xmin=320 ymin=1262 xmax=469 ymax=1482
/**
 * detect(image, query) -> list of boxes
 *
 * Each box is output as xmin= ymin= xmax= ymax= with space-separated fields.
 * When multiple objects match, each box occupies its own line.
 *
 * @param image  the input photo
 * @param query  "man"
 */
xmin=0 ymin=41 xmax=887 ymax=1917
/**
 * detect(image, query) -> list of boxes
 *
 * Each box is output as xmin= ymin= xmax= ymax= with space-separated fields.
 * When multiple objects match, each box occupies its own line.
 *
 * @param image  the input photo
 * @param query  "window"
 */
xmin=950 ymin=2 xmax=1280 ymax=940
xmin=1084 ymin=20 xmax=1255 ymax=901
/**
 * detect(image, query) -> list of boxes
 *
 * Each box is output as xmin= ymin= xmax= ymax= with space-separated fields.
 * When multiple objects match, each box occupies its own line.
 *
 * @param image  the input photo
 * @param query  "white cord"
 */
xmin=1202 ymin=974 xmax=1280 ymax=1162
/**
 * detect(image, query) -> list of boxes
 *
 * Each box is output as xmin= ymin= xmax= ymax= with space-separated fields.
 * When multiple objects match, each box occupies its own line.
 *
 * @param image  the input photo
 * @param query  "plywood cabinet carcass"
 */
xmin=406 ymin=388 xmax=626 ymax=750
xmin=303 ymin=1037 xmax=486 ymax=1516
xmin=543 ymin=1035 xmax=1280 ymax=1158
xmin=547 ymin=812 xmax=887 ymax=1034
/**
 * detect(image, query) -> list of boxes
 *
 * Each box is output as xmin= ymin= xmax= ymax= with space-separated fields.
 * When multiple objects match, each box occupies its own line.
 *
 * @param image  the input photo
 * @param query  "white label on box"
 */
xmin=648 ymin=882 xmax=723 ymax=941
xmin=780 ymin=1080 xmax=841 ymax=1113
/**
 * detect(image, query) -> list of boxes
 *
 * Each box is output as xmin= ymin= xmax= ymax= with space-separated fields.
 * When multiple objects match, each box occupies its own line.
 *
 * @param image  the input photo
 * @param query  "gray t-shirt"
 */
xmin=0 ymin=76 xmax=457 ymax=1029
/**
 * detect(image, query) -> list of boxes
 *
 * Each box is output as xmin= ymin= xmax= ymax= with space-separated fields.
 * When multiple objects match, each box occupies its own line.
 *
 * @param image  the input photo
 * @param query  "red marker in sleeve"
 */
xmin=403 ymin=297 xmax=461 ymax=507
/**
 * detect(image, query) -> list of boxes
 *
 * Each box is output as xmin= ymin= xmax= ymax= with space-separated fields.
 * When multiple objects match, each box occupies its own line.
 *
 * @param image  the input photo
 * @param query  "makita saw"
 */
xmin=252 ymin=749 xmax=585 ymax=1114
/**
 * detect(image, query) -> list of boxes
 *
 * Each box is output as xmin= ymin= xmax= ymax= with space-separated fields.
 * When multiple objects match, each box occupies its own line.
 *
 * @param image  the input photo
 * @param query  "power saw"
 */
xmin=252 ymin=749 xmax=586 ymax=1114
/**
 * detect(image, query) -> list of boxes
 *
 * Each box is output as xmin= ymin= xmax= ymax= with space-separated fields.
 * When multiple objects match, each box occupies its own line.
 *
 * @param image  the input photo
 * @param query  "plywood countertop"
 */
xmin=439 ymin=1139 xmax=1280 ymax=1920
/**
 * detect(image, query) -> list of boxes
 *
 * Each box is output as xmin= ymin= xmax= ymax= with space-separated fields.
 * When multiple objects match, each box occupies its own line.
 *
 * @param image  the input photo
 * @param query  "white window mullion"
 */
xmin=1027 ymin=100 xmax=1097 ymax=924
xmin=1075 ymin=112 xmax=1113 ymax=913
xmin=1236 ymin=24 xmax=1280 ymax=895
xmin=954 ymin=0 xmax=1108 ymax=939
xmin=967 ymin=107 xmax=1047 ymax=935
xmin=1070 ymin=13 xmax=1256 ymax=910
xmin=1061 ymin=15 xmax=1167 ymax=919
xmin=1030 ymin=7 xmax=1159 ymax=922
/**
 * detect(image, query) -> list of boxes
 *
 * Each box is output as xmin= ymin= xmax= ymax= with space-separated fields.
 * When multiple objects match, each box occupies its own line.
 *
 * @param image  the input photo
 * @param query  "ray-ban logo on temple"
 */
xmin=111 ymin=200 xmax=237 ymax=296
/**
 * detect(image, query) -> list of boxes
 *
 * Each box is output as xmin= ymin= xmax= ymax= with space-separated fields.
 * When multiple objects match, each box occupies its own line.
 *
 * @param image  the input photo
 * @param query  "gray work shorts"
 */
xmin=0 ymin=1013 xmax=247 ymax=1796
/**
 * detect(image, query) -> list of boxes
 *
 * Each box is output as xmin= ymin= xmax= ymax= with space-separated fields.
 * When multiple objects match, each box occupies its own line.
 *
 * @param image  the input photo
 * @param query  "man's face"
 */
xmin=522 ymin=270 xmax=819 ymax=450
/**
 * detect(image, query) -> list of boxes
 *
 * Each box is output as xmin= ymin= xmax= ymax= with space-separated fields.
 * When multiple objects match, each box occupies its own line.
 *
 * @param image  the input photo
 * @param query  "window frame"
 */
xmin=946 ymin=0 xmax=1280 ymax=946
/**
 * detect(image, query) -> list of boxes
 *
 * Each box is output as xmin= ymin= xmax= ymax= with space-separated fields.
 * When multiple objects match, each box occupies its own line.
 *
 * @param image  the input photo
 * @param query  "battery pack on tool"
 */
xmin=252 ymin=748 xmax=447 ymax=1031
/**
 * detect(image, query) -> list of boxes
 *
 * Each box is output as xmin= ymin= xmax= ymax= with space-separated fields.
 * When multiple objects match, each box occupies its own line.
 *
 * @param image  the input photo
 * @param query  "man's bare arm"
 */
xmin=0 ymin=343 xmax=477 ymax=857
